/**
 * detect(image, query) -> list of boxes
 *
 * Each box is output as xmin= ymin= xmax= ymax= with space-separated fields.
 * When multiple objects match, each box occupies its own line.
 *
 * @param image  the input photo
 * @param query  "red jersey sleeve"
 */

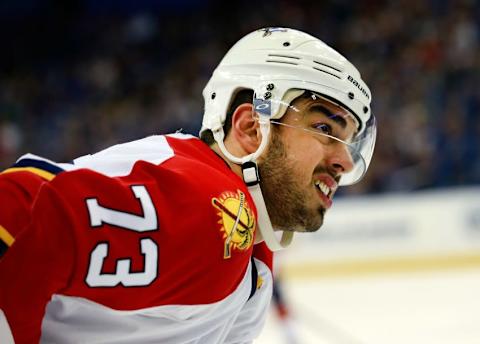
xmin=0 ymin=171 xmax=47 ymax=253
xmin=0 ymin=182 xmax=75 ymax=343
xmin=0 ymin=155 xmax=66 ymax=256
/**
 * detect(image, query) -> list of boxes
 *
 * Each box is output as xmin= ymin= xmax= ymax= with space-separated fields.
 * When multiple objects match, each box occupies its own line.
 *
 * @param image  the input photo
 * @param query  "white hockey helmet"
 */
xmin=200 ymin=27 xmax=376 ymax=250
xmin=201 ymin=27 xmax=375 ymax=184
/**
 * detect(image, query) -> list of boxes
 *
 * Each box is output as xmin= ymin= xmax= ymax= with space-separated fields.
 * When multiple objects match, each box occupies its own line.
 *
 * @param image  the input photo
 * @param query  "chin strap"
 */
xmin=212 ymin=117 xmax=294 ymax=251
xmin=242 ymin=161 xmax=294 ymax=251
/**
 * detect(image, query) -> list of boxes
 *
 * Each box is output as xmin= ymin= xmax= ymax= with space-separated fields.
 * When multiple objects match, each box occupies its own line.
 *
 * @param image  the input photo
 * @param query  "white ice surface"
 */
xmin=256 ymin=267 xmax=480 ymax=344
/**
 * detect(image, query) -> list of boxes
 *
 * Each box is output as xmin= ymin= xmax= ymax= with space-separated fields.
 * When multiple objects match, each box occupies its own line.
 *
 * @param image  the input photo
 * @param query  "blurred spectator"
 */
xmin=0 ymin=0 xmax=479 ymax=194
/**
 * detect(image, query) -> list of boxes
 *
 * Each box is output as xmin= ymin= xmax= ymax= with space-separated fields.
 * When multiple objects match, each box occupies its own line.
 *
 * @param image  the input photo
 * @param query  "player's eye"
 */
xmin=312 ymin=123 xmax=333 ymax=136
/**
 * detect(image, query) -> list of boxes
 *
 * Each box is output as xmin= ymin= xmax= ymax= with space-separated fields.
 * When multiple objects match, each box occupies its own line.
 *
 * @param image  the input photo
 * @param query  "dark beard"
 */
xmin=257 ymin=131 xmax=325 ymax=232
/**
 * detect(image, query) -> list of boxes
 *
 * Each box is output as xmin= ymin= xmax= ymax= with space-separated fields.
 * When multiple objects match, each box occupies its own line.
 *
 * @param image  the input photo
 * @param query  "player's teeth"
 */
xmin=322 ymin=184 xmax=328 ymax=195
xmin=315 ymin=181 xmax=330 ymax=196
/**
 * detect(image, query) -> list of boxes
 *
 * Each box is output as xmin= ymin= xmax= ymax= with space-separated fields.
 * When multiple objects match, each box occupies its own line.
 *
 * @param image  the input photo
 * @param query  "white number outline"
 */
xmin=86 ymin=185 xmax=157 ymax=232
xmin=85 ymin=185 xmax=159 ymax=287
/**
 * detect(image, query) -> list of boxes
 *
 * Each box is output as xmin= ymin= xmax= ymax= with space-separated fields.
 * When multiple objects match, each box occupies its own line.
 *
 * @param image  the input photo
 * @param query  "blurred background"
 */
xmin=1 ymin=1 xmax=479 ymax=343
xmin=1 ymin=0 xmax=479 ymax=194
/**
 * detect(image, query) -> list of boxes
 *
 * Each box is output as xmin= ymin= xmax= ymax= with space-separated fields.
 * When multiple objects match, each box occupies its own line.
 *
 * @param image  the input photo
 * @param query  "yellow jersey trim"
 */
xmin=2 ymin=167 xmax=56 ymax=181
xmin=0 ymin=225 xmax=15 ymax=247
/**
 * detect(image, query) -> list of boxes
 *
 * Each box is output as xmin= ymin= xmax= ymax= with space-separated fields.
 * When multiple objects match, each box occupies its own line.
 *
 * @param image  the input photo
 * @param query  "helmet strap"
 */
xmin=213 ymin=120 xmax=294 ymax=251
xmin=242 ymin=161 xmax=294 ymax=251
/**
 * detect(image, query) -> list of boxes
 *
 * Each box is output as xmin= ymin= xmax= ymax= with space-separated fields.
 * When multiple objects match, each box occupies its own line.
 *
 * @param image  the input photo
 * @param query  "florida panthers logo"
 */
xmin=212 ymin=190 xmax=255 ymax=259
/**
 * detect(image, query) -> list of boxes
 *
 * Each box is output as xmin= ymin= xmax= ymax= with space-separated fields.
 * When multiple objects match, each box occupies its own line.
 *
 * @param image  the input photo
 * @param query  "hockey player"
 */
xmin=0 ymin=27 xmax=376 ymax=343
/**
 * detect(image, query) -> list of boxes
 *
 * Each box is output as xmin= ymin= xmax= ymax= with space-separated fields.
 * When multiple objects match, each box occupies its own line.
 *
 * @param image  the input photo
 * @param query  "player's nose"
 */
xmin=326 ymin=142 xmax=354 ymax=175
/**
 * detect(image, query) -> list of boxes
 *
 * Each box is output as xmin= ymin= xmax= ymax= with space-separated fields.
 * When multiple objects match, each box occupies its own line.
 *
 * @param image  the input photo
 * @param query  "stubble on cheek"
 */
xmin=258 ymin=132 xmax=325 ymax=233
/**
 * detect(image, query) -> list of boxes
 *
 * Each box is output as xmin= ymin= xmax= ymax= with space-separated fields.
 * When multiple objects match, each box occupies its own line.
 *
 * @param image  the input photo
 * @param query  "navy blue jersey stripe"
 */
xmin=13 ymin=159 xmax=64 ymax=175
xmin=248 ymin=257 xmax=258 ymax=300
xmin=0 ymin=239 xmax=7 ymax=259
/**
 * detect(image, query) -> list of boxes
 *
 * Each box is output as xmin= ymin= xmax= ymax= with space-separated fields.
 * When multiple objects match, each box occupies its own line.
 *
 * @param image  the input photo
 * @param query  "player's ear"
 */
xmin=230 ymin=103 xmax=262 ymax=153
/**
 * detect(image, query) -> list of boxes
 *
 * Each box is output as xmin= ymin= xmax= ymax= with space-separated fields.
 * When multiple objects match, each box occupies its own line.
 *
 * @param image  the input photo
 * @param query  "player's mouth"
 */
xmin=314 ymin=176 xmax=337 ymax=209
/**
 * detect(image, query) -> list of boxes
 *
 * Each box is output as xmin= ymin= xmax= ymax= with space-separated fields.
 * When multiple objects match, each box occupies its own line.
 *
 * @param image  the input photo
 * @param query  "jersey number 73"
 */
xmin=84 ymin=185 xmax=159 ymax=287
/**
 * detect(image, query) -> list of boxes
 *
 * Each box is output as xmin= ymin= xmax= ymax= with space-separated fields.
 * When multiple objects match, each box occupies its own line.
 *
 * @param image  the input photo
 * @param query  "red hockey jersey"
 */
xmin=0 ymin=154 xmax=69 ymax=255
xmin=0 ymin=134 xmax=273 ymax=343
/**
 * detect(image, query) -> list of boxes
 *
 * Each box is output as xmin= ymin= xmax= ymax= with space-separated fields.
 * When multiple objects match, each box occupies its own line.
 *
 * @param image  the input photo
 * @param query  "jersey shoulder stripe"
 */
xmin=0 ymin=225 xmax=15 ymax=248
xmin=0 ymin=224 xmax=14 ymax=257
xmin=2 ymin=154 xmax=69 ymax=181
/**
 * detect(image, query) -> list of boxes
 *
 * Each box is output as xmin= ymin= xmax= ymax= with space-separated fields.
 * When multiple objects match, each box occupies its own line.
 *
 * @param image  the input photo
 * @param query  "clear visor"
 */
xmin=253 ymin=91 xmax=377 ymax=186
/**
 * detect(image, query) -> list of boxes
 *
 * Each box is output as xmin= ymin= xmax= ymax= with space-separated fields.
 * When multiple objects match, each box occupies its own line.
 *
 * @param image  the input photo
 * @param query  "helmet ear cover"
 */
xmin=199 ymin=89 xmax=255 ymax=146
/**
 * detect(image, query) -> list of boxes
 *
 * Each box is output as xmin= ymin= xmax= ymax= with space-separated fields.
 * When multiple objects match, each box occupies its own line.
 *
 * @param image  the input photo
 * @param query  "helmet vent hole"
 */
xmin=266 ymin=54 xmax=300 ymax=65
xmin=266 ymin=60 xmax=298 ymax=65
xmin=313 ymin=60 xmax=342 ymax=73
xmin=312 ymin=67 xmax=341 ymax=79
xmin=267 ymin=54 xmax=300 ymax=60
xmin=283 ymin=42 xmax=290 ymax=47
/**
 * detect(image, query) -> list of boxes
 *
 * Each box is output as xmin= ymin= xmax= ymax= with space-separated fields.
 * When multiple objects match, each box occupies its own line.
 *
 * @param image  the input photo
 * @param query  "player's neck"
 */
xmin=209 ymin=144 xmax=244 ymax=178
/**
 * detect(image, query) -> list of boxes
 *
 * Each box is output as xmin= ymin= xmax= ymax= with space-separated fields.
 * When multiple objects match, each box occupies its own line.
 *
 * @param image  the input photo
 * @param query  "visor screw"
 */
xmin=211 ymin=92 xmax=216 ymax=100
xmin=363 ymin=106 xmax=368 ymax=113
xmin=283 ymin=42 xmax=290 ymax=47
xmin=348 ymin=92 xmax=355 ymax=100
xmin=264 ymin=91 xmax=272 ymax=99
xmin=266 ymin=83 xmax=274 ymax=91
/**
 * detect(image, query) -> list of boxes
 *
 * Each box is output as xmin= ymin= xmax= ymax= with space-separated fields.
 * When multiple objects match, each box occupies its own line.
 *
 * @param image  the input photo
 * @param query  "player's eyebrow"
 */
xmin=309 ymin=104 xmax=348 ymax=129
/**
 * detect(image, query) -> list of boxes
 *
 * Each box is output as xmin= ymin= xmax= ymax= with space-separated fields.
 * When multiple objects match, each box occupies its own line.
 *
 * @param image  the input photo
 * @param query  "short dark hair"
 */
xmin=200 ymin=89 xmax=254 ymax=145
